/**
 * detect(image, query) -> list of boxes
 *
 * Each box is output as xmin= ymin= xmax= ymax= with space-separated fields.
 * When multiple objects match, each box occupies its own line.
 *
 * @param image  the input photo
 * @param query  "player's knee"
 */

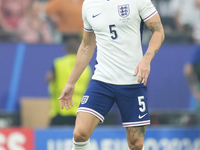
xmin=73 ymin=129 xmax=89 ymax=142
xmin=128 ymin=140 xmax=143 ymax=150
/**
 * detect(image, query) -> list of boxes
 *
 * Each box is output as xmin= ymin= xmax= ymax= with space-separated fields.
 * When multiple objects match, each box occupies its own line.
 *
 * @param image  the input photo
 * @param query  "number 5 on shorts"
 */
xmin=138 ymin=96 xmax=146 ymax=112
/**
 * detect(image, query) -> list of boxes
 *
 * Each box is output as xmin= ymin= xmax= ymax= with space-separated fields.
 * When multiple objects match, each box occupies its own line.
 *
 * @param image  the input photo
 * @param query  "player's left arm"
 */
xmin=134 ymin=13 xmax=165 ymax=85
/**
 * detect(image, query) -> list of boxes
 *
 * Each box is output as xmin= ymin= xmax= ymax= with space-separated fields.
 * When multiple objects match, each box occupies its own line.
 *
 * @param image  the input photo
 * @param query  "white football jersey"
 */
xmin=82 ymin=0 xmax=157 ymax=85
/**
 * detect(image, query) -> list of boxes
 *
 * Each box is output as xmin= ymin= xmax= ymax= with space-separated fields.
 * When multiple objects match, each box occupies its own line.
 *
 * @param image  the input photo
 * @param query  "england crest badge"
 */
xmin=118 ymin=4 xmax=130 ymax=18
xmin=81 ymin=96 xmax=89 ymax=104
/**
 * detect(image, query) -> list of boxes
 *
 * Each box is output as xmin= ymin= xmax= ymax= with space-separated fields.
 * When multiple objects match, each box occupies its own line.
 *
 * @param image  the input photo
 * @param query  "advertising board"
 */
xmin=35 ymin=127 xmax=200 ymax=150
xmin=0 ymin=128 xmax=34 ymax=150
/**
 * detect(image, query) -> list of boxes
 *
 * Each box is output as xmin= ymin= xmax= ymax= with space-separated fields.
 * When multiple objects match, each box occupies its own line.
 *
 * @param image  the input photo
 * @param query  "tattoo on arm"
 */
xmin=80 ymin=48 xmax=87 ymax=55
xmin=144 ymin=52 xmax=151 ymax=57
xmin=127 ymin=126 xmax=146 ymax=138
xmin=144 ymin=49 xmax=158 ymax=58
xmin=148 ymin=22 xmax=162 ymax=33
xmin=148 ymin=21 xmax=164 ymax=43
xmin=143 ymin=22 xmax=164 ymax=59
xmin=154 ymin=49 xmax=158 ymax=56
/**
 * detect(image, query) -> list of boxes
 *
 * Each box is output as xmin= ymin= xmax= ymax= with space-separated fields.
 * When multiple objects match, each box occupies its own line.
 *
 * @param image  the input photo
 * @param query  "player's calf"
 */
xmin=128 ymin=141 xmax=144 ymax=150
xmin=126 ymin=126 xmax=146 ymax=150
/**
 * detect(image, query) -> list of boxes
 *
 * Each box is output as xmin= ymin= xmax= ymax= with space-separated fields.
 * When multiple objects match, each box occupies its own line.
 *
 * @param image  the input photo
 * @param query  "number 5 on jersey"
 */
xmin=138 ymin=96 xmax=146 ymax=112
xmin=109 ymin=25 xmax=118 ymax=40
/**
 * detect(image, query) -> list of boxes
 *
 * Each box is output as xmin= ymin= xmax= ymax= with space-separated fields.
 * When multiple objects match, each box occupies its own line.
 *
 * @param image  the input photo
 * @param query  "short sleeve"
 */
xmin=82 ymin=1 xmax=94 ymax=32
xmin=137 ymin=0 xmax=157 ymax=22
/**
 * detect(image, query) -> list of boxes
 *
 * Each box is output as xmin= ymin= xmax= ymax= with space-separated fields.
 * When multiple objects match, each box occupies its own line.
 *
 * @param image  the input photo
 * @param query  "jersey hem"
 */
xmin=91 ymin=78 xmax=143 ymax=85
xmin=122 ymin=120 xmax=150 ymax=127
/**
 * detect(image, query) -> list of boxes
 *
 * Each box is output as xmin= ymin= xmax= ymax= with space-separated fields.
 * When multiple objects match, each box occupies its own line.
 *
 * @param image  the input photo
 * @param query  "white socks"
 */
xmin=71 ymin=138 xmax=143 ymax=150
xmin=142 ymin=146 xmax=145 ymax=150
xmin=72 ymin=138 xmax=92 ymax=150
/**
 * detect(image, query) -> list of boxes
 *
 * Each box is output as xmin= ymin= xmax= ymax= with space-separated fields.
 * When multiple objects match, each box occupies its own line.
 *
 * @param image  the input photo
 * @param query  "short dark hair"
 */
xmin=65 ymin=34 xmax=81 ymax=54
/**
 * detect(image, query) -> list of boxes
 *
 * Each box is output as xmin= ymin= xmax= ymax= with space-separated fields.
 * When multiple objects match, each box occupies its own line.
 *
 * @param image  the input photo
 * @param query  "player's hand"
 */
xmin=58 ymin=84 xmax=75 ymax=110
xmin=133 ymin=59 xmax=151 ymax=85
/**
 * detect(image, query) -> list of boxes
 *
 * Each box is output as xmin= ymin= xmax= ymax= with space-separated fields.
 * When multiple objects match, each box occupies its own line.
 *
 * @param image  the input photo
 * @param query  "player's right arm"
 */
xmin=59 ymin=30 xmax=96 ymax=110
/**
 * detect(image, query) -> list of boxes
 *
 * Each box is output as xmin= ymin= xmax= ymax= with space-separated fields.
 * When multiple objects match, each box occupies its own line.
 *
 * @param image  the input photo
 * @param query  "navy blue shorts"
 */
xmin=77 ymin=80 xmax=150 ymax=127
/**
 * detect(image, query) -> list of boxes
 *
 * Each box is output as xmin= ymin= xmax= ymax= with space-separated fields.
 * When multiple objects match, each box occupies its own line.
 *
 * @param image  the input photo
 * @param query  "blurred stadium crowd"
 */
xmin=0 ymin=0 xmax=50 ymax=43
xmin=0 ymin=0 xmax=200 ymax=44
xmin=0 ymin=0 xmax=83 ymax=43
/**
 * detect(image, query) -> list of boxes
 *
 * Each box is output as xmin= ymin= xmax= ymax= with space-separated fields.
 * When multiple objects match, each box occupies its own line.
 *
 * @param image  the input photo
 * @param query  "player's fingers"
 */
xmin=143 ymin=71 xmax=149 ymax=85
xmin=65 ymin=95 xmax=72 ymax=100
xmin=65 ymin=100 xmax=71 ymax=110
xmin=67 ymin=100 xmax=71 ymax=109
xmin=137 ymin=74 xmax=143 ymax=83
xmin=143 ymin=78 xmax=147 ymax=85
xmin=134 ymin=66 xmax=139 ymax=76
xmin=141 ymin=71 xmax=145 ymax=80
xmin=70 ymin=98 xmax=74 ymax=106
xmin=58 ymin=91 xmax=65 ymax=100
xmin=60 ymin=99 xmax=64 ymax=109
xmin=64 ymin=100 xmax=69 ymax=110
xmin=138 ymin=68 xmax=144 ymax=81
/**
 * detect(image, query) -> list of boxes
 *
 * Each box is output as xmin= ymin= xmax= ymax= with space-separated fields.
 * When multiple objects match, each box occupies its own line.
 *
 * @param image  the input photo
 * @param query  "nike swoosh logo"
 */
xmin=92 ymin=13 xmax=101 ymax=18
xmin=138 ymin=113 xmax=148 ymax=119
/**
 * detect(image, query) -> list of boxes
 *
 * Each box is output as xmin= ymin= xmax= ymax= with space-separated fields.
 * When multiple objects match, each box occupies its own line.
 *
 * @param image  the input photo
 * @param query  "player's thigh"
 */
xmin=73 ymin=112 xmax=100 ymax=142
xmin=74 ymin=80 xmax=116 ymax=142
xmin=126 ymin=126 xmax=146 ymax=148
xmin=78 ymin=80 xmax=116 ymax=123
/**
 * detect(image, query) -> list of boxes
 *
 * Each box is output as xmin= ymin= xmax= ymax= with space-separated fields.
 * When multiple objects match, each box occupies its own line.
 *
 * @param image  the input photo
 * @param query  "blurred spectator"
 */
xmin=45 ymin=0 xmax=83 ymax=34
xmin=184 ymin=46 xmax=200 ymax=112
xmin=17 ymin=0 xmax=52 ymax=43
xmin=192 ymin=0 xmax=200 ymax=44
xmin=0 ymin=0 xmax=28 ymax=30
xmin=170 ymin=0 xmax=200 ymax=43
xmin=45 ymin=35 xmax=91 ymax=126
xmin=0 ymin=0 xmax=29 ymax=41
